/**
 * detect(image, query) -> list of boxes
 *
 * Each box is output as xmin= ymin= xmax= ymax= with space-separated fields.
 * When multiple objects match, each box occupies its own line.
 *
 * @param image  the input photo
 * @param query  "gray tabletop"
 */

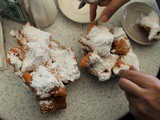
xmin=0 ymin=0 xmax=160 ymax=120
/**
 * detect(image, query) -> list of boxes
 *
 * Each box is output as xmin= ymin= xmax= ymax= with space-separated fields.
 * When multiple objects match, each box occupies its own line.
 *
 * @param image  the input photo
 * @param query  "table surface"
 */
xmin=0 ymin=0 xmax=160 ymax=120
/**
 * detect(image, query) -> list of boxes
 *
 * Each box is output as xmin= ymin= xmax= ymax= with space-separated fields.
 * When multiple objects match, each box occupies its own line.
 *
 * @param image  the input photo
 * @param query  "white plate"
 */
xmin=121 ymin=2 xmax=158 ymax=45
xmin=58 ymin=0 xmax=106 ymax=23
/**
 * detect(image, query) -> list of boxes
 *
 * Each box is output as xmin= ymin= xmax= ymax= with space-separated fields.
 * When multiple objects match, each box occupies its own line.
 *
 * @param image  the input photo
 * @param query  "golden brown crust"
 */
xmin=21 ymin=72 xmax=68 ymax=114
xmin=7 ymin=46 xmax=25 ymax=64
xmin=40 ymin=97 xmax=67 ymax=114
xmin=22 ymin=73 xmax=32 ymax=85
xmin=112 ymin=39 xmax=130 ymax=55
xmin=21 ymin=73 xmax=34 ymax=92
xmin=87 ymin=22 xmax=98 ymax=34
xmin=6 ymin=58 xmax=11 ymax=64
xmin=7 ymin=47 xmax=25 ymax=73
xmin=21 ymin=72 xmax=67 ymax=100
xmin=7 ymin=24 xmax=70 ymax=114
xmin=8 ymin=45 xmax=68 ymax=114
xmin=78 ymin=38 xmax=93 ymax=53
xmin=113 ymin=59 xmax=125 ymax=68
xmin=11 ymin=29 xmax=27 ymax=46
xmin=21 ymin=68 xmax=67 ymax=114
xmin=53 ymin=87 xmax=67 ymax=97
xmin=17 ymin=39 xmax=24 ymax=46
xmin=78 ymin=23 xmax=98 ymax=53
xmin=80 ymin=52 xmax=92 ymax=69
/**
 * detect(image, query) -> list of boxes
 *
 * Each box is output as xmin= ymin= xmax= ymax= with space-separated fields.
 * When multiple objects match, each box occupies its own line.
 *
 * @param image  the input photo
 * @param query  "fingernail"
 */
xmin=101 ymin=15 xmax=108 ymax=22
xmin=118 ymin=70 xmax=123 ymax=76
xmin=130 ymin=66 xmax=134 ymax=70
xmin=90 ymin=17 xmax=94 ymax=21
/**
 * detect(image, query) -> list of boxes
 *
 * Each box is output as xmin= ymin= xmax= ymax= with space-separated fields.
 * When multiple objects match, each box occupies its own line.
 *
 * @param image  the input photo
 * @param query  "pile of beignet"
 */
xmin=7 ymin=23 xmax=80 ymax=113
xmin=7 ymin=22 xmax=140 ymax=113
xmin=79 ymin=23 xmax=139 ymax=81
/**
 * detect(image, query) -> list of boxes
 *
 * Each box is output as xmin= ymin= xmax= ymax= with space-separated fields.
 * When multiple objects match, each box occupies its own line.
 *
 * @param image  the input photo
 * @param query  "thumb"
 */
xmin=101 ymin=0 xmax=129 ymax=22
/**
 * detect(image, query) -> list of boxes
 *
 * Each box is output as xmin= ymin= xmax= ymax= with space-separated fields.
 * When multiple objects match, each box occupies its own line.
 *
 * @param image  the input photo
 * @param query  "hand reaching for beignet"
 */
xmin=90 ymin=0 xmax=130 ymax=22
xmin=119 ymin=66 xmax=160 ymax=120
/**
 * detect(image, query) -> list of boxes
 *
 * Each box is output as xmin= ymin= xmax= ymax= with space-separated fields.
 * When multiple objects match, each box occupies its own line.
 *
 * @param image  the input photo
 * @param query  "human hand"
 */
xmin=90 ymin=0 xmax=130 ymax=22
xmin=119 ymin=66 xmax=160 ymax=120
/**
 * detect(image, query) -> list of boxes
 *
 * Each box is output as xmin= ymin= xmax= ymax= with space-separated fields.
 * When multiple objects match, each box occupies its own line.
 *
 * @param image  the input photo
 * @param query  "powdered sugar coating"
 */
xmin=89 ymin=52 xmax=119 ymax=81
xmin=79 ymin=25 xmax=140 ymax=81
xmin=49 ymin=47 xmax=80 ymax=83
xmin=121 ymin=52 xmax=139 ymax=70
xmin=81 ymin=26 xmax=114 ymax=57
xmin=21 ymin=40 xmax=50 ymax=72
xmin=113 ymin=52 xmax=139 ymax=74
xmin=21 ymin=23 xmax=51 ymax=44
xmin=31 ymin=66 xmax=64 ymax=98
xmin=112 ymin=27 xmax=127 ymax=41
xmin=7 ymin=51 xmax=22 ymax=70
xmin=139 ymin=11 xmax=160 ymax=41
xmin=8 ymin=23 xmax=80 ymax=98
xmin=39 ymin=100 xmax=52 ymax=106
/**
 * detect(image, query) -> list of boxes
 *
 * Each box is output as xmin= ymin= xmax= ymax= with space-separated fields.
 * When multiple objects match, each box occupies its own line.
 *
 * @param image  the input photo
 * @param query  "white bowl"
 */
xmin=58 ymin=0 xmax=106 ymax=23
xmin=121 ymin=2 xmax=158 ymax=45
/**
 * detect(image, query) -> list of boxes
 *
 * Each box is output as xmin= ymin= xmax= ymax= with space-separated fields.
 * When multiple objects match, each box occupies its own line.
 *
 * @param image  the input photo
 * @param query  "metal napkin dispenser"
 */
xmin=0 ymin=0 xmax=34 ymax=24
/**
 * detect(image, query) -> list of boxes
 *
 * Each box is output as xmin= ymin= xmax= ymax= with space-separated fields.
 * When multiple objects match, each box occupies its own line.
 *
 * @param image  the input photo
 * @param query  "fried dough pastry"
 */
xmin=139 ymin=11 xmax=160 ymax=41
xmin=81 ymin=52 xmax=119 ymax=81
xmin=39 ymin=97 xmax=67 ymax=114
xmin=79 ymin=24 xmax=139 ymax=81
xmin=111 ymin=27 xmax=130 ymax=55
xmin=7 ymin=23 xmax=80 ymax=113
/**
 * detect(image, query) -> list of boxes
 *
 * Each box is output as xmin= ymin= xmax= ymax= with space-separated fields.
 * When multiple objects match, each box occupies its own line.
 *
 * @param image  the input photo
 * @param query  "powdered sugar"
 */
xmin=112 ymin=27 xmax=127 ymax=41
xmin=80 ymin=25 xmax=140 ymax=81
xmin=121 ymin=52 xmax=139 ymax=70
xmin=31 ymin=66 xmax=64 ymax=98
xmin=21 ymin=40 xmax=50 ymax=72
xmin=113 ymin=52 xmax=139 ymax=74
xmin=39 ymin=100 xmax=52 ymax=106
xmin=89 ymin=51 xmax=103 ymax=64
xmin=21 ymin=23 xmax=51 ymax=44
xmin=49 ymin=47 xmax=80 ymax=82
xmin=89 ymin=52 xmax=119 ymax=81
xmin=7 ymin=52 xmax=22 ymax=70
xmin=139 ymin=11 xmax=160 ymax=40
xmin=81 ymin=26 xmax=114 ymax=57
xmin=113 ymin=64 xmax=130 ymax=75
xmin=8 ymin=23 xmax=80 ymax=98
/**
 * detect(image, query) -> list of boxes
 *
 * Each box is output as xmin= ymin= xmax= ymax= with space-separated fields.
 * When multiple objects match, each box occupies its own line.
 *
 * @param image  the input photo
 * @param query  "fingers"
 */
xmin=128 ymin=96 xmax=153 ymax=120
xmin=130 ymin=66 xmax=139 ymax=71
xmin=125 ymin=92 xmax=131 ymax=101
xmin=119 ymin=78 xmax=144 ymax=97
xmin=129 ymin=104 xmax=140 ymax=119
xmin=100 ymin=0 xmax=129 ymax=22
xmin=119 ymin=69 xmax=152 ymax=88
xmin=90 ymin=4 xmax=97 ymax=21
xmin=126 ymin=93 xmax=139 ymax=106
xmin=98 ymin=0 xmax=110 ymax=6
